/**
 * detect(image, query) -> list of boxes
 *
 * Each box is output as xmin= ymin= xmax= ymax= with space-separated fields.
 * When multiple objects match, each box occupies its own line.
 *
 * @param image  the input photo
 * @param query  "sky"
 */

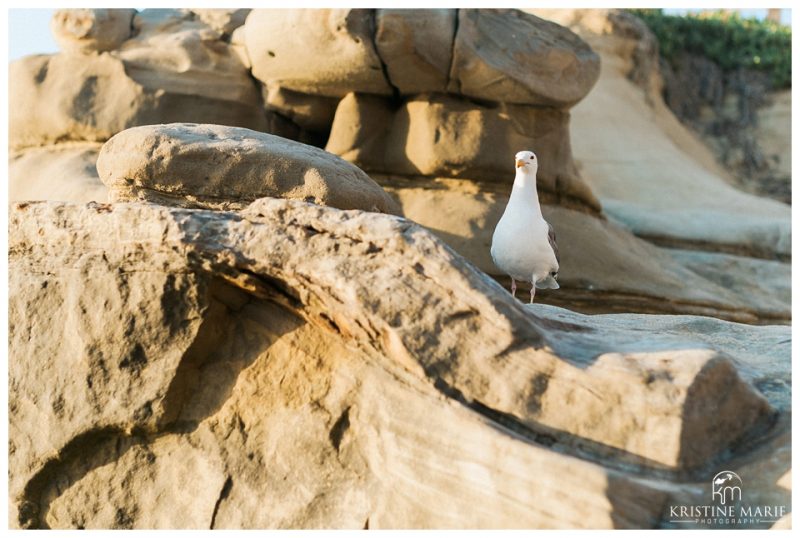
xmin=8 ymin=9 xmax=58 ymax=61
xmin=6 ymin=8 xmax=793 ymax=62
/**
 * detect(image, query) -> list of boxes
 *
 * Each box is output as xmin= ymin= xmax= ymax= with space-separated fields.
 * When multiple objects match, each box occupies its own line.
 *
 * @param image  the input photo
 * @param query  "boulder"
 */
xmin=379 ymin=176 xmax=790 ymax=323
xmin=448 ymin=9 xmax=601 ymax=107
xmin=9 ymin=143 xmax=107 ymax=203
xmin=10 ymin=53 xmax=148 ymax=148
xmin=327 ymin=93 xmax=601 ymax=212
xmin=9 ymin=199 xmax=784 ymax=528
xmin=96 ymin=123 xmax=401 ymax=215
xmin=374 ymin=9 xmax=456 ymax=94
xmin=262 ymin=85 xmax=340 ymax=133
xmin=50 ymin=8 xmax=135 ymax=53
xmin=245 ymin=9 xmax=392 ymax=98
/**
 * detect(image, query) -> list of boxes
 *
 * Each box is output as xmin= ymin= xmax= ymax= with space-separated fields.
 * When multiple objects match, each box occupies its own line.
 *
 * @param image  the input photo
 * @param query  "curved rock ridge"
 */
xmin=10 ymin=200 xmax=783 ymax=528
xmin=245 ymin=8 xmax=600 ymax=107
xmin=96 ymin=123 xmax=401 ymax=215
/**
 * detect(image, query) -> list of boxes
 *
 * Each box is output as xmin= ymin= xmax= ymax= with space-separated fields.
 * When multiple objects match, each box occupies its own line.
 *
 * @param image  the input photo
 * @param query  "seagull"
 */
xmin=490 ymin=150 xmax=560 ymax=303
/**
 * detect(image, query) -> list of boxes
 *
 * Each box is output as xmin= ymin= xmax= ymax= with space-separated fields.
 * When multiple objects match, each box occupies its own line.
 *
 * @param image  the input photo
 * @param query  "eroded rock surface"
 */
xmin=10 ymin=9 xmax=266 ymax=150
xmin=96 ymin=123 xmax=400 ymax=215
xmin=448 ymin=9 xmax=601 ymax=107
xmin=9 ymin=199 xmax=786 ymax=529
xmin=327 ymin=93 xmax=600 ymax=212
xmin=9 ymin=143 xmax=107 ymax=203
xmin=245 ymin=9 xmax=393 ymax=98
xmin=374 ymin=9 xmax=456 ymax=94
xmin=51 ymin=8 xmax=135 ymax=53
xmin=381 ymin=176 xmax=790 ymax=323
xmin=530 ymin=8 xmax=791 ymax=261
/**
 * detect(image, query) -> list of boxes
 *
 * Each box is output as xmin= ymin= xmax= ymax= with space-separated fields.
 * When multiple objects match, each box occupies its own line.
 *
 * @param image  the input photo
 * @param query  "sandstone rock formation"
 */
xmin=96 ymin=123 xmax=400 ymax=215
xmin=10 ymin=53 xmax=155 ymax=148
xmin=530 ymin=9 xmax=791 ymax=261
xmin=9 ymin=199 xmax=788 ymax=529
xmin=374 ymin=9 xmax=456 ymax=94
xmin=9 ymin=143 xmax=107 ymax=203
xmin=262 ymin=85 xmax=340 ymax=133
xmin=116 ymin=9 xmax=261 ymax=112
xmin=326 ymin=93 xmax=599 ymax=212
xmin=7 ymin=8 xmax=792 ymax=530
xmin=244 ymin=8 xmax=600 ymax=106
xmin=384 ymin=177 xmax=790 ymax=323
xmin=9 ymin=9 xmax=265 ymax=151
xmin=448 ymin=9 xmax=601 ymax=107
xmin=244 ymin=9 xmax=393 ymax=98
xmin=50 ymin=9 xmax=136 ymax=53
xmin=190 ymin=8 xmax=250 ymax=37
xmin=50 ymin=8 xmax=136 ymax=53
xmin=9 ymin=7 xmax=789 ymax=324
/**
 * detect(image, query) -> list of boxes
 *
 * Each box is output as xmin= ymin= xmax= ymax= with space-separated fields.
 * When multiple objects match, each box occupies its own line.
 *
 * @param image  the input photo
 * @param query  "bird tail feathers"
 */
xmin=536 ymin=274 xmax=560 ymax=289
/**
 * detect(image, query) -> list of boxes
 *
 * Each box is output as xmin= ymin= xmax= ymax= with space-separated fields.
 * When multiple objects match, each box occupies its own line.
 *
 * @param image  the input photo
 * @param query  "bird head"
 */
xmin=515 ymin=150 xmax=538 ymax=173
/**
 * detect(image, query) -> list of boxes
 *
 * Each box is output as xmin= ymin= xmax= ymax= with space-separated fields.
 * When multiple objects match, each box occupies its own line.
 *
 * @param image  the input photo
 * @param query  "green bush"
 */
xmin=630 ymin=9 xmax=791 ymax=88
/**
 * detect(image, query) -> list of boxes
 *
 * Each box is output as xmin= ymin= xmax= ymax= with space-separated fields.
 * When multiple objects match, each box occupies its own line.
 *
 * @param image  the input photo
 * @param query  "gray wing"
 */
xmin=547 ymin=222 xmax=559 ymax=265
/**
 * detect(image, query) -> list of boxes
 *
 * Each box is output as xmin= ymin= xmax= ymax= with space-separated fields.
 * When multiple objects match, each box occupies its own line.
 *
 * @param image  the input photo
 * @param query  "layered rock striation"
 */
xmin=9 ymin=199 xmax=789 ymax=529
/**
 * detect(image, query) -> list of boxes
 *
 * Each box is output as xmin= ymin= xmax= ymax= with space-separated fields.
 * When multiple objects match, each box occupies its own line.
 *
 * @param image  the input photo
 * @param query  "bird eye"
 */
xmin=530 ymin=156 xmax=534 ymax=160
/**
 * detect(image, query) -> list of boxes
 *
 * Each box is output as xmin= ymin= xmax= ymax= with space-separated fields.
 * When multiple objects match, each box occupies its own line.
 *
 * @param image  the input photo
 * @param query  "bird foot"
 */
xmin=510 ymin=278 xmax=517 ymax=298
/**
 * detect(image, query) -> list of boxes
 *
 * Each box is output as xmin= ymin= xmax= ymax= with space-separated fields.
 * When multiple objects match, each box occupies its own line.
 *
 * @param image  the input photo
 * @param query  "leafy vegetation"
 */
xmin=630 ymin=9 xmax=791 ymax=88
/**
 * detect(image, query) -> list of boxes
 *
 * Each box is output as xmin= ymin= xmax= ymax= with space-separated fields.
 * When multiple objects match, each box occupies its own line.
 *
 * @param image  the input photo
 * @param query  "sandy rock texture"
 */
xmin=11 ymin=7 xmax=600 ymax=218
xmin=9 ymin=199 xmax=788 ymax=529
xmin=51 ymin=8 xmax=135 ymax=53
xmin=115 ymin=9 xmax=261 ymax=113
xmin=327 ymin=93 xmax=599 ymax=212
xmin=754 ymin=90 xmax=791 ymax=202
xmin=448 ymin=9 xmax=601 ymax=107
xmin=245 ymin=8 xmax=599 ymax=106
xmin=530 ymin=9 xmax=790 ymax=261
xmin=245 ymin=9 xmax=393 ymax=98
xmin=9 ymin=143 xmax=107 ymax=203
xmin=190 ymin=8 xmax=250 ymax=37
xmin=262 ymin=85 xmax=340 ymax=133
xmin=374 ymin=9 xmax=456 ymax=94
xmin=9 ymin=9 xmax=265 ymax=151
xmin=96 ymin=123 xmax=400 ymax=215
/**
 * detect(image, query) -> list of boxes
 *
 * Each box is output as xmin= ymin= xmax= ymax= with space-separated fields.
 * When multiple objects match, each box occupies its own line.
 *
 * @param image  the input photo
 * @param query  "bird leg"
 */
xmin=510 ymin=278 xmax=517 ymax=298
xmin=529 ymin=283 xmax=536 ymax=304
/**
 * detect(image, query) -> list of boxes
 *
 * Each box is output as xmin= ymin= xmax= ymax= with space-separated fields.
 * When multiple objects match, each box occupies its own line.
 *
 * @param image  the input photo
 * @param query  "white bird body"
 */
xmin=491 ymin=150 xmax=559 ymax=302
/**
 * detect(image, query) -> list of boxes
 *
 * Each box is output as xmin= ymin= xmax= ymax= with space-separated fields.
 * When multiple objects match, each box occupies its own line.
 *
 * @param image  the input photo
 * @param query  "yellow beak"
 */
xmin=515 ymin=159 xmax=525 ymax=168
